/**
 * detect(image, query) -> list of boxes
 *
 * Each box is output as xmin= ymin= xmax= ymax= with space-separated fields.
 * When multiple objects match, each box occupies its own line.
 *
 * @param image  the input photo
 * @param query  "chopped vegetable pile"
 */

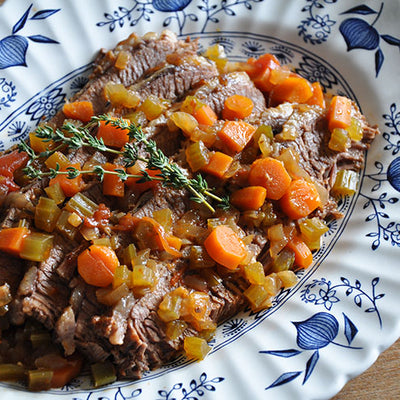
xmin=0 ymin=30 xmax=378 ymax=390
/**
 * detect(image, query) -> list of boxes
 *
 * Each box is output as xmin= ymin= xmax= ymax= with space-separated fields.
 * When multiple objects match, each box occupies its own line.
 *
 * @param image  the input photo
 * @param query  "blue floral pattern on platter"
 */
xmin=0 ymin=4 xmax=59 ymax=70
xmin=96 ymin=0 xmax=264 ymax=35
xmin=297 ymin=1 xmax=400 ymax=76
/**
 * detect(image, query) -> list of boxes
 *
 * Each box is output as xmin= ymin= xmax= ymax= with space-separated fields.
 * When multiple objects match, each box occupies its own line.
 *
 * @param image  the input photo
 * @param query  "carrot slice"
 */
xmin=63 ymin=101 xmax=94 ymax=123
xmin=280 ymin=179 xmax=321 ymax=219
xmin=306 ymin=82 xmax=326 ymax=109
xmin=218 ymin=120 xmax=256 ymax=152
xmin=222 ymin=95 xmax=254 ymax=120
xmin=270 ymin=76 xmax=313 ymax=105
xmin=286 ymin=236 xmax=313 ymax=269
xmin=230 ymin=186 xmax=267 ymax=210
xmin=97 ymin=118 xmax=130 ymax=148
xmin=50 ymin=357 xmax=83 ymax=388
xmin=0 ymin=150 xmax=29 ymax=179
xmin=77 ymin=245 xmax=120 ymax=287
xmin=201 ymin=152 xmax=233 ymax=179
xmin=193 ymin=104 xmax=218 ymax=126
xmin=204 ymin=225 xmax=247 ymax=270
xmin=0 ymin=227 xmax=30 ymax=256
xmin=102 ymin=163 xmax=124 ymax=197
xmin=49 ymin=163 xmax=85 ymax=197
xmin=248 ymin=157 xmax=292 ymax=200
xmin=327 ymin=95 xmax=352 ymax=132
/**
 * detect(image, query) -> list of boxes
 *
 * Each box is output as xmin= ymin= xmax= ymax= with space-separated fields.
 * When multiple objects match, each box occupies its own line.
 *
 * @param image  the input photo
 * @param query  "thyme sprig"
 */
xmin=20 ymin=114 xmax=230 ymax=212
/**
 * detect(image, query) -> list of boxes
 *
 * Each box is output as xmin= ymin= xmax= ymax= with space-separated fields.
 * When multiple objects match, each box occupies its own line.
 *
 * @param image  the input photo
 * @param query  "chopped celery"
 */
xmin=113 ymin=265 xmax=131 ymax=289
xmin=243 ymin=284 xmax=269 ymax=310
xmin=91 ymin=362 xmax=116 ymax=388
xmin=166 ymin=320 xmax=187 ymax=340
xmin=67 ymin=212 xmax=83 ymax=228
xmin=0 ymin=364 xmax=26 ymax=381
xmin=30 ymin=331 xmax=52 ymax=348
xmin=96 ymin=283 xmax=130 ymax=306
xmin=123 ymin=243 xmax=137 ymax=267
xmin=56 ymin=210 xmax=78 ymax=240
xmin=347 ymin=117 xmax=363 ymax=141
xmin=139 ymin=95 xmax=169 ymax=120
xmin=186 ymin=140 xmax=210 ymax=172
xmin=28 ymin=369 xmax=53 ymax=391
xmin=34 ymin=197 xmax=61 ymax=233
xmin=20 ymin=233 xmax=53 ymax=262
xmin=277 ymin=270 xmax=298 ymax=288
xmin=299 ymin=217 xmax=329 ymax=243
xmin=271 ymin=248 xmax=295 ymax=272
xmin=184 ymin=336 xmax=211 ymax=360
xmin=92 ymin=237 xmax=112 ymax=247
xmin=45 ymin=151 xmax=69 ymax=170
xmin=65 ymin=192 xmax=97 ymax=217
xmin=332 ymin=169 xmax=359 ymax=196
xmin=328 ymin=128 xmax=351 ymax=152
xmin=44 ymin=182 xmax=66 ymax=205
xmin=132 ymin=265 xmax=155 ymax=288
xmin=243 ymin=262 xmax=265 ymax=285
xmin=158 ymin=288 xmax=188 ymax=322
xmin=125 ymin=110 xmax=147 ymax=126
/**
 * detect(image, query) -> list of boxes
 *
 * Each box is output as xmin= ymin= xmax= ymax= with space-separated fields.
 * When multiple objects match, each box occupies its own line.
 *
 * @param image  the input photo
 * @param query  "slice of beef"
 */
xmin=193 ymin=71 xmax=266 ymax=116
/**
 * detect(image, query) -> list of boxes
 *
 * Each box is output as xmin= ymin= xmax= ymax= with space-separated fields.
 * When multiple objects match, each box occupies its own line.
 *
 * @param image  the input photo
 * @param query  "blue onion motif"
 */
xmin=295 ymin=56 xmax=337 ymax=89
xmin=241 ymin=40 xmax=265 ymax=57
xmin=262 ymin=312 xmax=362 ymax=390
xmin=338 ymin=4 xmax=400 ymax=76
xmin=153 ymin=0 xmax=192 ymax=12
xmin=387 ymin=158 xmax=400 ymax=192
xmin=26 ymin=88 xmax=65 ymax=122
xmin=222 ymin=318 xmax=247 ymax=337
xmin=0 ymin=5 xmax=59 ymax=70
xmin=269 ymin=45 xmax=294 ymax=65
xmin=294 ymin=312 xmax=338 ymax=350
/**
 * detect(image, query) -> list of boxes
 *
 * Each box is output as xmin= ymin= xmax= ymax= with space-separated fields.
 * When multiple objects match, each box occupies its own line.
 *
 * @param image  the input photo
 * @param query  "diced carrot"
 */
xmin=230 ymin=186 xmax=267 ymax=211
xmin=96 ymin=118 xmax=130 ymax=148
xmin=222 ymin=95 xmax=254 ymax=120
xmin=0 ymin=227 xmax=30 ymax=256
xmin=102 ymin=163 xmax=124 ymax=197
xmin=138 ymin=217 xmax=182 ymax=257
xmin=218 ymin=120 xmax=256 ymax=153
xmin=306 ymin=82 xmax=326 ymax=108
xmin=201 ymin=151 xmax=233 ymax=179
xmin=246 ymin=54 xmax=281 ymax=78
xmin=204 ymin=225 xmax=247 ymax=270
xmin=50 ymin=357 xmax=83 ymax=388
xmin=280 ymin=179 xmax=321 ymax=219
xmin=63 ymin=101 xmax=94 ymax=123
xmin=125 ymin=163 xmax=161 ymax=193
xmin=166 ymin=235 xmax=182 ymax=252
xmin=270 ymin=76 xmax=313 ymax=105
xmin=0 ymin=150 xmax=29 ymax=179
xmin=29 ymin=132 xmax=55 ymax=154
xmin=193 ymin=104 xmax=218 ymax=126
xmin=286 ymin=236 xmax=313 ymax=269
xmin=327 ymin=95 xmax=352 ymax=132
xmin=248 ymin=157 xmax=292 ymax=200
xmin=77 ymin=245 xmax=120 ymax=287
xmin=49 ymin=163 xmax=85 ymax=197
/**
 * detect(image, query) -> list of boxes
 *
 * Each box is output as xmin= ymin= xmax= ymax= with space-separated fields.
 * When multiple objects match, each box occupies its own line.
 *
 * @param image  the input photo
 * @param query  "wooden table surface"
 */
xmin=331 ymin=338 xmax=400 ymax=399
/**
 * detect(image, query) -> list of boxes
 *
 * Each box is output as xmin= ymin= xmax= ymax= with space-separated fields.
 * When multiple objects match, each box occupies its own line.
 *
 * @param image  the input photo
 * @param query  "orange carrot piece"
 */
xmin=204 ymin=225 xmax=247 ymax=270
xmin=230 ymin=186 xmax=267 ymax=210
xmin=201 ymin=151 xmax=233 ymax=179
xmin=97 ymin=119 xmax=130 ymax=148
xmin=280 ymin=179 xmax=321 ymax=219
xmin=50 ymin=357 xmax=83 ymax=388
xmin=63 ymin=101 xmax=94 ymax=123
xmin=270 ymin=76 xmax=313 ymax=105
xmin=77 ymin=245 xmax=120 ymax=287
xmin=49 ymin=163 xmax=85 ymax=197
xmin=102 ymin=163 xmax=125 ymax=197
xmin=286 ymin=236 xmax=313 ymax=269
xmin=327 ymin=95 xmax=352 ymax=132
xmin=306 ymin=82 xmax=326 ymax=108
xmin=218 ymin=120 xmax=256 ymax=152
xmin=0 ymin=227 xmax=30 ymax=256
xmin=193 ymin=104 xmax=218 ymax=126
xmin=0 ymin=150 xmax=29 ymax=179
xmin=125 ymin=163 xmax=161 ymax=192
xmin=222 ymin=95 xmax=254 ymax=120
xmin=246 ymin=54 xmax=281 ymax=79
xmin=140 ymin=217 xmax=182 ymax=257
xmin=248 ymin=157 xmax=292 ymax=200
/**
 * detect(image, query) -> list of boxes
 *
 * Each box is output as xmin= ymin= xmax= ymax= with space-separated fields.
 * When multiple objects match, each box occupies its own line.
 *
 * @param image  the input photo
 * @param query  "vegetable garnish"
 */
xmin=19 ymin=115 xmax=229 ymax=213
